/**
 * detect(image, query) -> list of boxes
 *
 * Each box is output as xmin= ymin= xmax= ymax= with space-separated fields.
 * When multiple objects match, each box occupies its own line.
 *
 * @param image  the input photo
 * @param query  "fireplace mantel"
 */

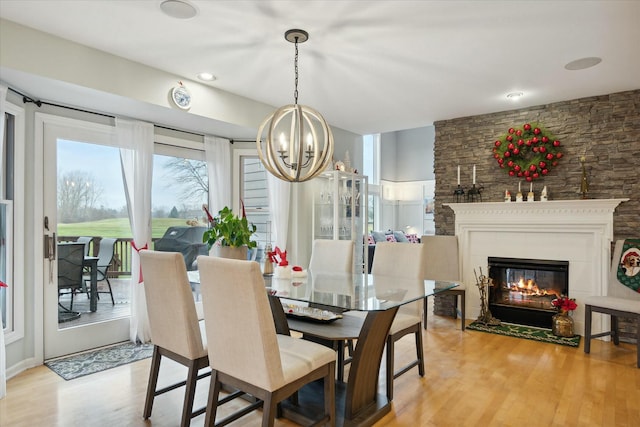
xmin=443 ymin=199 xmax=629 ymax=335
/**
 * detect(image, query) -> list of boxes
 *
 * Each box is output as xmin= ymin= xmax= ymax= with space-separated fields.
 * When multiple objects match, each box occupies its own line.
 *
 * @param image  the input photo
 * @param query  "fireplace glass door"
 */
xmin=488 ymin=257 xmax=569 ymax=328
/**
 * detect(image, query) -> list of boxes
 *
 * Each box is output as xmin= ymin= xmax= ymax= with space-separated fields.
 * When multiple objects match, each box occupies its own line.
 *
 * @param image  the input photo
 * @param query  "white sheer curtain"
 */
xmin=204 ymin=136 xmax=231 ymax=215
xmin=266 ymin=174 xmax=291 ymax=249
xmin=0 ymin=84 xmax=7 ymax=399
xmin=117 ymin=118 xmax=154 ymax=344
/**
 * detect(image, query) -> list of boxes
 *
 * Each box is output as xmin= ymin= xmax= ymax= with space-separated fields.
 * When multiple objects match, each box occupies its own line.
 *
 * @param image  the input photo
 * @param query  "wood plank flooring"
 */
xmin=2 ymin=312 xmax=639 ymax=426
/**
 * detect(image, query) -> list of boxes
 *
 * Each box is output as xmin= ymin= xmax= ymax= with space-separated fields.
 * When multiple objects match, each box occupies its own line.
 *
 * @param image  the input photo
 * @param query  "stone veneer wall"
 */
xmin=433 ymin=89 xmax=639 ymax=241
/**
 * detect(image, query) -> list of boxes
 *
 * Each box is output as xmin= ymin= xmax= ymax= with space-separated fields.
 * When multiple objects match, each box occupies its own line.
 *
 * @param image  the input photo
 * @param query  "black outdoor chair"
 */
xmin=58 ymin=243 xmax=86 ymax=311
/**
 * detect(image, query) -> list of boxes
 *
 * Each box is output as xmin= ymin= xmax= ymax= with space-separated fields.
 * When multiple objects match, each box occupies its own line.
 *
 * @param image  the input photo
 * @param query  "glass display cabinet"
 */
xmin=312 ymin=171 xmax=368 ymax=273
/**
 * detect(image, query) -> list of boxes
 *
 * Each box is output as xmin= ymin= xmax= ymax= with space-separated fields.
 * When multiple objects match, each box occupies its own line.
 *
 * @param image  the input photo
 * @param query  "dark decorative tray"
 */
xmin=282 ymin=303 xmax=343 ymax=323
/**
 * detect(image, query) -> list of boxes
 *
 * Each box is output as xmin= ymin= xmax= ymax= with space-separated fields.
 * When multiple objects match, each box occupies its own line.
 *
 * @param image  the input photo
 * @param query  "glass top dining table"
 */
xmin=266 ymin=271 xmax=459 ymax=312
xmin=264 ymin=271 xmax=460 ymax=427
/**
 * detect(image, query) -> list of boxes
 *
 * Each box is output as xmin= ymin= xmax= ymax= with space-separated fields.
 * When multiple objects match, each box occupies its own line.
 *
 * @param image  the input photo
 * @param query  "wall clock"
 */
xmin=171 ymin=81 xmax=191 ymax=110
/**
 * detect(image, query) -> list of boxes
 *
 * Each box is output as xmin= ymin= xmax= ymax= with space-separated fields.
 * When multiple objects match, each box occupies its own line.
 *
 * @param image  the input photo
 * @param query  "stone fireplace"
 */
xmin=488 ymin=257 xmax=569 ymax=328
xmin=444 ymin=199 xmax=628 ymax=335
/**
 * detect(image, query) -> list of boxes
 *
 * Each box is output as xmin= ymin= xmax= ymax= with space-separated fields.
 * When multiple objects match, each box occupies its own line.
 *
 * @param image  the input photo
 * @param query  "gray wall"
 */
xmin=380 ymin=125 xmax=434 ymax=182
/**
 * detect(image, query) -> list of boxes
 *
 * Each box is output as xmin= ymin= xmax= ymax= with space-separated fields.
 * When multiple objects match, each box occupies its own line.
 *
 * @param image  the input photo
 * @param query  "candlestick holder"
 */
xmin=453 ymin=185 xmax=465 ymax=203
xmin=579 ymin=156 xmax=589 ymax=199
xmin=466 ymin=184 xmax=483 ymax=203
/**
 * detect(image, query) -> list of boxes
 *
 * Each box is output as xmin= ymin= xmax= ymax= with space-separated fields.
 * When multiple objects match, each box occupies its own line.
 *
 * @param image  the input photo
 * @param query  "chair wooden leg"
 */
xmin=144 ymin=346 xmax=162 ymax=419
xmin=325 ymin=363 xmax=336 ymax=427
xmin=415 ymin=329 xmax=425 ymax=377
xmin=385 ymin=335 xmax=394 ymax=401
xmin=423 ymin=296 xmax=428 ymax=330
xmin=180 ymin=360 xmax=199 ymax=427
xmin=262 ymin=394 xmax=277 ymax=427
xmin=204 ymin=371 xmax=222 ymax=427
xmin=460 ymin=292 xmax=466 ymax=331
xmin=584 ymin=305 xmax=592 ymax=354
xmin=335 ymin=341 xmax=346 ymax=382
xmin=611 ymin=315 xmax=619 ymax=345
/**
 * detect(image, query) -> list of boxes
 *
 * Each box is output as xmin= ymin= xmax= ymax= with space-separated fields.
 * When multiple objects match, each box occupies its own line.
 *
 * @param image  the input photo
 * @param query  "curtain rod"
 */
xmin=7 ymin=86 xmax=248 ymax=144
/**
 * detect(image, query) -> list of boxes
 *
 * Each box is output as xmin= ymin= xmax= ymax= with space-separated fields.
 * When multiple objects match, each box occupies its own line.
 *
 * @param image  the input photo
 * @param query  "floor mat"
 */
xmin=45 ymin=342 xmax=153 ymax=380
xmin=467 ymin=321 xmax=581 ymax=347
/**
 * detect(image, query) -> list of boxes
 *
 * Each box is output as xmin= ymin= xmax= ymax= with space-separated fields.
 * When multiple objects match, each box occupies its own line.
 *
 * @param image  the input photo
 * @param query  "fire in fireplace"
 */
xmin=488 ymin=257 xmax=569 ymax=328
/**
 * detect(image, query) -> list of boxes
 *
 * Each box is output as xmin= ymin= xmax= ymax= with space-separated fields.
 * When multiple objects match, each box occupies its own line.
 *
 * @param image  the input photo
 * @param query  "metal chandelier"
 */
xmin=256 ymin=29 xmax=334 ymax=182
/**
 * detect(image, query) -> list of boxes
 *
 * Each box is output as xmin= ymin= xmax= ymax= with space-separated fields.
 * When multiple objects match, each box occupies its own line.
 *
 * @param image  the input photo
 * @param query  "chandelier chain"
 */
xmin=293 ymin=37 xmax=299 ymax=105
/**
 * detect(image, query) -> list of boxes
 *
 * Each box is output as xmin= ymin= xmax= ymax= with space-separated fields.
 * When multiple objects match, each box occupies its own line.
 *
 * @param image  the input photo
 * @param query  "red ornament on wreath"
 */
xmin=492 ymin=122 xmax=562 ymax=181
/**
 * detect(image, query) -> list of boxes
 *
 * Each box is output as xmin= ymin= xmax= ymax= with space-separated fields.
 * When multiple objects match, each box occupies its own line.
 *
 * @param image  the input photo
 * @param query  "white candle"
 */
xmin=472 ymin=165 xmax=476 ymax=185
xmin=518 ymin=181 xmax=521 ymax=192
xmin=457 ymin=165 xmax=460 ymax=185
xmin=530 ymin=182 xmax=533 ymax=192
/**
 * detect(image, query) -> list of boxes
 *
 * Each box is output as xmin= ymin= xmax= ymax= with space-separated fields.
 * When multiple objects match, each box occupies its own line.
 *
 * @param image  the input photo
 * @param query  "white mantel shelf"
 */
xmin=444 ymin=198 xmax=629 ymax=335
xmin=444 ymin=198 xmax=629 ymax=215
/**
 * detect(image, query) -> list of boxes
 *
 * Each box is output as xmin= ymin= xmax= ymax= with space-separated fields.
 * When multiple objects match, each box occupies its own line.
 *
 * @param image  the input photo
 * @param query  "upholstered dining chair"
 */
xmin=309 ymin=239 xmax=354 ymax=273
xmin=584 ymin=239 xmax=640 ymax=368
xmin=307 ymin=239 xmax=355 ymax=378
xmin=421 ymin=235 xmax=466 ymax=331
xmin=139 ymin=251 xmax=214 ymax=427
xmin=197 ymin=256 xmax=337 ymax=427
xmin=343 ymin=241 xmax=427 ymax=401
xmin=373 ymin=242 xmax=426 ymax=400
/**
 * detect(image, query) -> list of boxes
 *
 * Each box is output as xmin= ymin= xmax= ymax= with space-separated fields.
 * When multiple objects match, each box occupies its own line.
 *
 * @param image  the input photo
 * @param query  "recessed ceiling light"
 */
xmin=564 ymin=57 xmax=602 ymax=71
xmin=160 ymin=0 xmax=198 ymax=19
xmin=197 ymin=72 xmax=216 ymax=81
xmin=506 ymin=92 xmax=524 ymax=100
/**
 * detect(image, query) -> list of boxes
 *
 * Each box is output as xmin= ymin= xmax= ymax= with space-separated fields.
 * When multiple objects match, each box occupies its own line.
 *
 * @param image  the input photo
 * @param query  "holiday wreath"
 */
xmin=492 ymin=123 xmax=563 ymax=181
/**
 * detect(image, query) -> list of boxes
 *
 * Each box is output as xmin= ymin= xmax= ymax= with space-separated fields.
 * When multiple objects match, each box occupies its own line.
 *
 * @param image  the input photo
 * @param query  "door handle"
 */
xmin=44 ymin=232 xmax=56 ymax=260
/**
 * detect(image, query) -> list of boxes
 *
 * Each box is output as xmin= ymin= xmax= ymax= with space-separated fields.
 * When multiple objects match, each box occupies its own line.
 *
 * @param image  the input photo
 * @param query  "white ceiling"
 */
xmin=1 ymin=0 xmax=639 ymax=136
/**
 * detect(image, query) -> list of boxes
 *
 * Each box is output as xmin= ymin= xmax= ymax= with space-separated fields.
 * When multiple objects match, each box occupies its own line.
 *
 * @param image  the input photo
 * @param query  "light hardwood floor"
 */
xmin=2 ymin=313 xmax=639 ymax=427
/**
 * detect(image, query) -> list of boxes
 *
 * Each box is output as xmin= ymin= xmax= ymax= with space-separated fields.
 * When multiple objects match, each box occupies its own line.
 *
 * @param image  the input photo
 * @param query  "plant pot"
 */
xmin=210 ymin=245 xmax=248 ymax=261
xmin=551 ymin=311 xmax=575 ymax=337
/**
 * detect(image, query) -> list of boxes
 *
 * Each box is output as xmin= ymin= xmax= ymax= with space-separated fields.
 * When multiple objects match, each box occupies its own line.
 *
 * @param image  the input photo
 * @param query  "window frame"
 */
xmin=363 ymin=134 xmax=381 ymax=231
xmin=233 ymin=148 xmax=271 ymax=248
xmin=2 ymin=101 xmax=26 ymax=345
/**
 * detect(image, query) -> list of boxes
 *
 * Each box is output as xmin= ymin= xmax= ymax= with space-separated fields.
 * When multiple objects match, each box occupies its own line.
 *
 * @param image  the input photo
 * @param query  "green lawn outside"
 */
xmin=57 ymin=217 xmax=201 ymax=240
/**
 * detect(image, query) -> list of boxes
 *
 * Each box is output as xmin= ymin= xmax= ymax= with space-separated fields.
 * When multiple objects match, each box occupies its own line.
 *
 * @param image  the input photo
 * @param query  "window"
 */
xmin=1 ymin=102 xmax=25 ymax=342
xmin=239 ymin=156 xmax=269 ymax=249
xmin=152 ymin=135 xmax=208 ymax=280
xmin=363 ymin=134 xmax=381 ymax=231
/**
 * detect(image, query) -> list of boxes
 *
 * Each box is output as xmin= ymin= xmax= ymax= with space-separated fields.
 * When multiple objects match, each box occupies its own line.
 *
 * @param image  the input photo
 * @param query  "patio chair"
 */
xmin=57 ymin=243 xmax=86 ymax=311
xmin=86 ymin=237 xmax=116 ymax=305
xmin=76 ymin=236 xmax=93 ymax=256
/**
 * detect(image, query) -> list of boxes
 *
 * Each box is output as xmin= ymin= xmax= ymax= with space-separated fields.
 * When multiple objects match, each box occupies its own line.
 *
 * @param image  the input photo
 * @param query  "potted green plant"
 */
xmin=202 ymin=205 xmax=257 ymax=260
